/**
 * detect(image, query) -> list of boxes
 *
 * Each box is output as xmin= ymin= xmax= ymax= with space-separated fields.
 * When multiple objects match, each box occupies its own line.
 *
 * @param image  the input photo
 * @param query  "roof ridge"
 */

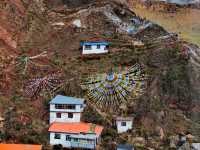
xmin=48 ymin=122 xmax=103 ymax=135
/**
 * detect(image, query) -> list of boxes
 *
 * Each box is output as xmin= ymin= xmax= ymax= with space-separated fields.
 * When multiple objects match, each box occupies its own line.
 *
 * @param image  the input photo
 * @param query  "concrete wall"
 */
xmin=50 ymin=104 xmax=84 ymax=113
xmin=82 ymin=45 xmax=108 ymax=55
xmin=50 ymin=132 xmax=97 ymax=149
xmin=116 ymin=120 xmax=133 ymax=133
xmin=49 ymin=112 xmax=81 ymax=124
xmin=50 ymin=132 xmax=71 ymax=148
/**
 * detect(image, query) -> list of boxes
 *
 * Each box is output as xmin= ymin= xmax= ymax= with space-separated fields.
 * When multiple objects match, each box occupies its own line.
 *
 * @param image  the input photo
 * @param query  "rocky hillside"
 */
xmin=0 ymin=0 xmax=199 ymax=149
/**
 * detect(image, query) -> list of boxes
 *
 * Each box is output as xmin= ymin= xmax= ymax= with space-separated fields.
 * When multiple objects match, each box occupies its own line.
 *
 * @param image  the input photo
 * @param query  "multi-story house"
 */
xmin=49 ymin=95 xmax=85 ymax=124
xmin=49 ymin=95 xmax=104 ymax=149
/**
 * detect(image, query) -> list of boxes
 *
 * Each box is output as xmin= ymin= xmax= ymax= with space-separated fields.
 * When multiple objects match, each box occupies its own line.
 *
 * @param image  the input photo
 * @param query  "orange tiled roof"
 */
xmin=0 ymin=144 xmax=42 ymax=150
xmin=49 ymin=122 xmax=103 ymax=136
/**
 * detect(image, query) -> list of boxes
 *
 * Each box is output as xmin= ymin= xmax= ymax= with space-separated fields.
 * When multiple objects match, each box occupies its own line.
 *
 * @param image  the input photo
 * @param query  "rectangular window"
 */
xmin=68 ymin=113 xmax=73 ymax=118
xmin=55 ymin=104 xmax=63 ymax=109
xmin=73 ymin=138 xmax=78 ymax=142
xmin=66 ymin=135 xmax=71 ymax=141
xmin=121 ymin=121 xmax=126 ymax=126
xmin=87 ymin=139 xmax=94 ymax=144
xmin=67 ymin=105 xmax=76 ymax=109
xmin=85 ymin=45 xmax=92 ymax=50
xmin=56 ymin=113 xmax=61 ymax=118
xmin=97 ymin=45 xmax=101 ymax=49
xmin=105 ymin=45 xmax=109 ymax=50
xmin=54 ymin=133 xmax=61 ymax=139
xmin=79 ymin=139 xmax=87 ymax=144
xmin=55 ymin=104 xmax=76 ymax=110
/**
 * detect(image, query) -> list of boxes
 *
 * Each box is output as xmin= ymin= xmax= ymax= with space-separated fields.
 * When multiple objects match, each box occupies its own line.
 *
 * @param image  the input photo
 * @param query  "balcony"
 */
xmin=50 ymin=104 xmax=84 ymax=113
xmin=71 ymin=142 xmax=95 ymax=149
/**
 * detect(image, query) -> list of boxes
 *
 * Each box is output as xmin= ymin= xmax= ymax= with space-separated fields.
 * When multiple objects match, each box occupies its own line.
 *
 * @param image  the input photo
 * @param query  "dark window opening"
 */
xmin=66 ymin=135 xmax=71 ymax=141
xmin=55 ymin=104 xmax=76 ymax=110
xmin=56 ymin=113 xmax=61 ymax=118
xmin=68 ymin=113 xmax=73 ymax=118
xmin=105 ymin=45 xmax=109 ymax=50
xmin=97 ymin=45 xmax=101 ymax=49
xmin=54 ymin=133 xmax=61 ymax=139
xmin=74 ymin=138 xmax=78 ymax=142
xmin=121 ymin=121 xmax=126 ymax=126
xmin=85 ymin=45 xmax=92 ymax=50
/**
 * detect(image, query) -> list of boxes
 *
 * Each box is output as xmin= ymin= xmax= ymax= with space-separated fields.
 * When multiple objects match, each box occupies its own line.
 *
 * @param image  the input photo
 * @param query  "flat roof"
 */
xmin=117 ymin=144 xmax=133 ymax=150
xmin=116 ymin=117 xmax=133 ymax=121
xmin=0 ymin=144 xmax=42 ymax=150
xmin=80 ymin=42 xmax=109 ymax=46
xmin=49 ymin=95 xmax=84 ymax=105
xmin=49 ymin=122 xmax=103 ymax=136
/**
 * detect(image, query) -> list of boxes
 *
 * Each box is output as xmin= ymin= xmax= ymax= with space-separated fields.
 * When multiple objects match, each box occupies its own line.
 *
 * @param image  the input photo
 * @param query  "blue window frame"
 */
xmin=97 ymin=45 xmax=101 ymax=49
xmin=85 ymin=45 xmax=91 ymax=50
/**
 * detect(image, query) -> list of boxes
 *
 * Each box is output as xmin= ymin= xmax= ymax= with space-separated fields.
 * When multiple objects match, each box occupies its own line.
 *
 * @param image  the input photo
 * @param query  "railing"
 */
xmin=71 ymin=142 xmax=95 ymax=149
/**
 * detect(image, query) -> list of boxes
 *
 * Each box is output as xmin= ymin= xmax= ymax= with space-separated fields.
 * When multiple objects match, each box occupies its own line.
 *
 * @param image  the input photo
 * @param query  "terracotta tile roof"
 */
xmin=0 ymin=144 xmax=42 ymax=150
xmin=49 ymin=122 xmax=103 ymax=136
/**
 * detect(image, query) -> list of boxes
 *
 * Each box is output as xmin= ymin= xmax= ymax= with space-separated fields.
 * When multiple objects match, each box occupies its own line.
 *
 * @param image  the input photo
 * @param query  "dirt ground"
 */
xmin=130 ymin=2 xmax=200 ymax=47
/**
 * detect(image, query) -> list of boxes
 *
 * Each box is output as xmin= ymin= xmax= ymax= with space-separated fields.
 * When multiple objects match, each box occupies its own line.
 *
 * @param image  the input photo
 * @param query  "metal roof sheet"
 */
xmin=49 ymin=95 xmax=84 ymax=105
xmin=117 ymin=144 xmax=134 ymax=150
xmin=80 ymin=42 xmax=109 ymax=46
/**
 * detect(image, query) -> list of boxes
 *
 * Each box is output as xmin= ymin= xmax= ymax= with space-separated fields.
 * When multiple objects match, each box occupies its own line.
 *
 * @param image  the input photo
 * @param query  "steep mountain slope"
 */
xmin=0 ymin=0 xmax=199 ymax=149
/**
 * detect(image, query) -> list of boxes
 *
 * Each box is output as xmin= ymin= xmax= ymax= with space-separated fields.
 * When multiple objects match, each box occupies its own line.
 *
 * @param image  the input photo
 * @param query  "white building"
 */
xmin=117 ymin=144 xmax=134 ymax=150
xmin=81 ymin=41 xmax=109 ymax=55
xmin=49 ymin=95 xmax=104 ymax=149
xmin=192 ymin=143 xmax=200 ymax=150
xmin=116 ymin=117 xmax=133 ymax=133
xmin=49 ymin=122 xmax=103 ymax=149
xmin=0 ymin=144 xmax=42 ymax=150
xmin=49 ymin=95 xmax=85 ymax=124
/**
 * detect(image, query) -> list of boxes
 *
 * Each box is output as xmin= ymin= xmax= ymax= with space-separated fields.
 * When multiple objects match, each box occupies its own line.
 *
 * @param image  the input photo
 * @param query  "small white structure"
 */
xmin=192 ymin=143 xmax=200 ymax=150
xmin=116 ymin=117 xmax=133 ymax=133
xmin=117 ymin=144 xmax=134 ymax=150
xmin=49 ymin=95 xmax=85 ymax=124
xmin=73 ymin=19 xmax=82 ymax=28
xmin=81 ymin=41 xmax=109 ymax=55
xmin=49 ymin=122 xmax=103 ymax=149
